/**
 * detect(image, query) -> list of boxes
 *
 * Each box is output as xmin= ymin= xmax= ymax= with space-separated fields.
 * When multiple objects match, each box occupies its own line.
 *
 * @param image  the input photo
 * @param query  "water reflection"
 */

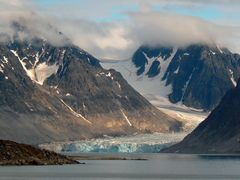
xmin=198 ymin=154 xmax=240 ymax=160
xmin=0 ymin=154 xmax=240 ymax=180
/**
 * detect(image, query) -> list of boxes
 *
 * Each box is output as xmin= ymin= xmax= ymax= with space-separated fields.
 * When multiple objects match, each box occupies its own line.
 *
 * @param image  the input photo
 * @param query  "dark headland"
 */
xmin=0 ymin=140 xmax=79 ymax=165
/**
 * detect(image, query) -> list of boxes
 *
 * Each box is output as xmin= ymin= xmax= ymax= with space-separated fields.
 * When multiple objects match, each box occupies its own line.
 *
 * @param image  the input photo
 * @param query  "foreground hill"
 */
xmin=162 ymin=79 xmax=240 ymax=154
xmin=0 ymin=22 xmax=181 ymax=144
xmin=0 ymin=140 xmax=77 ymax=165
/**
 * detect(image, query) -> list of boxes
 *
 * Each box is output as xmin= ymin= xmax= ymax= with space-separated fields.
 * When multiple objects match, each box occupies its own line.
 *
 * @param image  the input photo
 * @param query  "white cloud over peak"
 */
xmin=0 ymin=0 xmax=240 ymax=59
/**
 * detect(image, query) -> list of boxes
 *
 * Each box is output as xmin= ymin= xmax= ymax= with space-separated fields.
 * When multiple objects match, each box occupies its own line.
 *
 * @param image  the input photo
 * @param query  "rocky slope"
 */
xmin=162 ymin=79 xmax=240 ymax=154
xmin=103 ymin=45 xmax=240 ymax=111
xmin=0 ymin=23 xmax=181 ymax=145
xmin=0 ymin=140 xmax=77 ymax=165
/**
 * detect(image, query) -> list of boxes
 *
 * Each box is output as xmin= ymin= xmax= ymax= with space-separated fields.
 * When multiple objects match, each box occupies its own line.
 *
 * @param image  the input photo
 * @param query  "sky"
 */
xmin=0 ymin=0 xmax=240 ymax=59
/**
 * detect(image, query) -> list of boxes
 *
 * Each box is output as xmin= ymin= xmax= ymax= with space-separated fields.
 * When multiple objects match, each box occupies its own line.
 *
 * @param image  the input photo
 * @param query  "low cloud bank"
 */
xmin=0 ymin=0 xmax=240 ymax=59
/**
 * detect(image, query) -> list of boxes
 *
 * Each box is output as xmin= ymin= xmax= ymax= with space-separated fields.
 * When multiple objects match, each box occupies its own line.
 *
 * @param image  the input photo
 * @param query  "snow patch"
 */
xmin=87 ymin=57 xmax=90 ymax=63
xmin=0 ymin=65 xmax=3 ymax=73
xmin=106 ymin=72 xmax=111 ymax=77
xmin=210 ymin=50 xmax=216 ymax=55
xmin=121 ymin=109 xmax=132 ymax=126
xmin=158 ymin=48 xmax=177 ymax=81
xmin=106 ymin=72 xmax=114 ymax=80
xmin=217 ymin=46 xmax=224 ymax=53
xmin=11 ymin=50 xmax=58 ymax=85
xmin=116 ymin=81 xmax=121 ymax=89
xmin=174 ymin=66 xmax=180 ymax=74
xmin=83 ymin=103 xmax=86 ymax=109
xmin=11 ymin=50 xmax=36 ymax=81
xmin=59 ymin=99 xmax=92 ymax=124
xmin=229 ymin=69 xmax=237 ymax=87
xmin=3 ymin=56 xmax=8 ymax=64
xmin=142 ymin=52 xmax=157 ymax=74
xmin=96 ymin=72 xmax=106 ymax=77
xmin=66 ymin=93 xmax=71 ymax=96
xmin=35 ymin=62 xmax=59 ymax=85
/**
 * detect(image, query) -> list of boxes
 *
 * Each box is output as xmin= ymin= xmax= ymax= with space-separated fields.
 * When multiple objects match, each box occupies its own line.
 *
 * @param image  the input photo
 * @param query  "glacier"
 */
xmin=40 ymin=133 xmax=186 ymax=153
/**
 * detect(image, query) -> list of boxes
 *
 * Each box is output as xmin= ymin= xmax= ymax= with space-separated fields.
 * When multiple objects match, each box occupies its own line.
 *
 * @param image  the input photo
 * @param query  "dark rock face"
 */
xmin=146 ymin=60 xmax=161 ymax=78
xmin=132 ymin=45 xmax=240 ymax=111
xmin=132 ymin=46 xmax=173 ymax=76
xmin=0 ymin=140 xmax=77 ymax=165
xmin=162 ymin=79 xmax=240 ymax=154
xmin=0 ymin=37 xmax=181 ymax=144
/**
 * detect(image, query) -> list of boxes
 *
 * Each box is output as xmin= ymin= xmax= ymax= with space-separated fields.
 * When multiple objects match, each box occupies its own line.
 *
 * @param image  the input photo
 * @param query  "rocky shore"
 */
xmin=0 ymin=140 xmax=78 ymax=165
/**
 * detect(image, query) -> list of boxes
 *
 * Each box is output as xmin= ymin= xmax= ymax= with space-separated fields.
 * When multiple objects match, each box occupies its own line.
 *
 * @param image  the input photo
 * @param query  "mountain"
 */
xmin=0 ymin=139 xmax=77 ymax=165
xmin=0 ymin=24 xmax=181 ymax=144
xmin=102 ymin=44 xmax=240 ymax=111
xmin=161 ymin=79 xmax=240 ymax=154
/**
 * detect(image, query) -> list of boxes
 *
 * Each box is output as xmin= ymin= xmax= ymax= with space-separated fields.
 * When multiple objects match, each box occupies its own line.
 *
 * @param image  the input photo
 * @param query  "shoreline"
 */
xmin=68 ymin=152 xmax=240 ymax=161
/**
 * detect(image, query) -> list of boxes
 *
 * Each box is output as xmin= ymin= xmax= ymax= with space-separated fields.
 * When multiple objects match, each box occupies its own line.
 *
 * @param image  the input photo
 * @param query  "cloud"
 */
xmin=49 ymin=19 xmax=135 ymax=59
xmin=0 ymin=0 xmax=240 ymax=59
xmin=0 ymin=0 xmax=24 ymax=6
xmin=0 ymin=14 xmax=71 ymax=46
xmin=53 ymin=12 xmax=240 ymax=59
xmin=127 ymin=12 xmax=239 ymax=47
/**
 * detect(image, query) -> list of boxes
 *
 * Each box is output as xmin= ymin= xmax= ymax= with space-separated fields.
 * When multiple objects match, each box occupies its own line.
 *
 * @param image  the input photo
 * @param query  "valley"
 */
xmin=1 ymin=1 xmax=240 ymax=180
xmin=1 ymin=1 xmax=240 ymax=168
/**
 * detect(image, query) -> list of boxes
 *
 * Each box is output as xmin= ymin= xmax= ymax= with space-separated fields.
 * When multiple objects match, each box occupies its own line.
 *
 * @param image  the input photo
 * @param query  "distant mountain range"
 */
xmin=102 ymin=44 xmax=240 ymax=111
xmin=0 ymin=23 xmax=181 ymax=144
xmin=162 ymin=79 xmax=240 ymax=154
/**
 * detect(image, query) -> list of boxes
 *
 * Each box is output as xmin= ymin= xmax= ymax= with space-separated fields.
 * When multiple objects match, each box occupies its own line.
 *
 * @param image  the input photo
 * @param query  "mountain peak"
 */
xmin=103 ymin=43 xmax=240 ymax=111
xmin=0 ymin=38 xmax=181 ymax=144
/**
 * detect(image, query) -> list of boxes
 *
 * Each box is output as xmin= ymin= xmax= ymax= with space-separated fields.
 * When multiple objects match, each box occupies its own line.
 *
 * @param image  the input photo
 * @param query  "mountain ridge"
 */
xmin=161 ymin=78 xmax=240 ymax=154
xmin=102 ymin=44 xmax=240 ymax=111
xmin=0 ymin=31 xmax=181 ymax=145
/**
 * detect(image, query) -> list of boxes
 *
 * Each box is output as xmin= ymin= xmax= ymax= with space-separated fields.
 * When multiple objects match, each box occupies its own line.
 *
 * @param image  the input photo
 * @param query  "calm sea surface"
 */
xmin=1 ymin=154 xmax=240 ymax=180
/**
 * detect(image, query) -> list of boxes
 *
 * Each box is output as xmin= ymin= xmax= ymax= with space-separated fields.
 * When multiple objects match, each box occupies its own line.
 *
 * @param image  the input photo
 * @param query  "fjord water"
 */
xmin=1 ymin=154 xmax=240 ymax=180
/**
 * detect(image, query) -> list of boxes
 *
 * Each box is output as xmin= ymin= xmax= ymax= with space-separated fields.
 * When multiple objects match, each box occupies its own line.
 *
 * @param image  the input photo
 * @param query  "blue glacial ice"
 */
xmin=40 ymin=133 xmax=186 ymax=153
